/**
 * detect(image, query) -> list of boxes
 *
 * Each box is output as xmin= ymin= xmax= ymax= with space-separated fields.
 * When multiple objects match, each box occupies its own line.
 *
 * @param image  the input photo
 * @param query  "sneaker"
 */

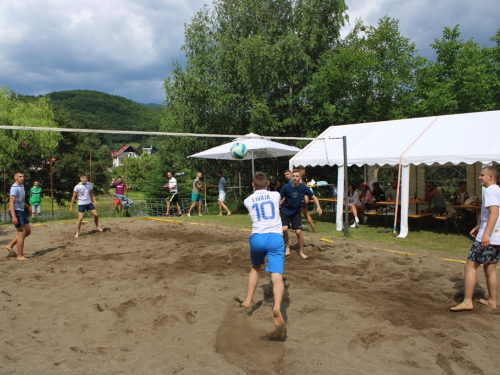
xmin=350 ymin=222 xmax=359 ymax=228
xmin=178 ymin=213 xmax=183 ymax=217
xmin=163 ymin=213 xmax=170 ymax=217
xmin=362 ymin=216 xmax=368 ymax=225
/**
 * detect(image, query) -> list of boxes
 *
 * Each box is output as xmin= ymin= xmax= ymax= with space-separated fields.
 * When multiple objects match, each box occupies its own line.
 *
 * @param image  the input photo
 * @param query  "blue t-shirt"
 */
xmin=219 ymin=177 xmax=226 ymax=194
xmin=280 ymin=183 xmax=313 ymax=216
xmin=10 ymin=183 xmax=26 ymax=211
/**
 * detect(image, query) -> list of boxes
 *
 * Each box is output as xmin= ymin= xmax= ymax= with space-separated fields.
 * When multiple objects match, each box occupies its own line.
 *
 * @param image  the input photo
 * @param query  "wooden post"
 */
xmin=124 ymin=156 xmax=128 ymax=197
xmin=50 ymin=154 xmax=54 ymax=219
xmin=3 ymin=164 xmax=6 ymax=222
xmin=89 ymin=151 xmax=92 ymax=183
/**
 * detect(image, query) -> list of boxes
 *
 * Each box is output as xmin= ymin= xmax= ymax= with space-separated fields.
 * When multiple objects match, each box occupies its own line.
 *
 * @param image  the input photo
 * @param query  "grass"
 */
xmin=178 ymin=210 xmax=473 ymax=258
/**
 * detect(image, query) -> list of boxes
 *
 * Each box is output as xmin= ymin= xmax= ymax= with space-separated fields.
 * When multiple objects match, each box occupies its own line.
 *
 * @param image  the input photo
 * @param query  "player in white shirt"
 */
xmin=237 ymin=171 xmax=286 ymax=339
xmin=164 ymin=171 xmax=183 ymax=217
xmin=451 ymin=166 xmax=500 ymax=311
xmin=69 ymin=174 xmax=102 ymax=238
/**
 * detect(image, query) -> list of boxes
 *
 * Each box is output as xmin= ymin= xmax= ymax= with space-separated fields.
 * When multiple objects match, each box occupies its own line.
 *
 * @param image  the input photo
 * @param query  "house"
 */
xmin=142 ymin=145 xmax=157 ymax=155
xmin=111 ymin=145 xmax=139 ymax=168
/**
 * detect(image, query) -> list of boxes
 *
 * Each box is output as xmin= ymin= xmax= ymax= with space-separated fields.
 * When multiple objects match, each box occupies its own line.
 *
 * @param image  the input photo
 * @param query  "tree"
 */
xmin=308 ymin=17 xmax=422 ymax=126
xmin=412 ymin=25 xmax=500 ymax=116
xmin=0 ymin=87 xmax=62 ymax=210
xmin=161 ymin=0 xmax=348 ymax=177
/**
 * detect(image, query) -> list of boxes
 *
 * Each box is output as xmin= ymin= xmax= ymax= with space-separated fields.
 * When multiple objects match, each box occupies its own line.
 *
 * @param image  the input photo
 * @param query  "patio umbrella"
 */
xmin=188 ymin=133 xmax=301 ymax=176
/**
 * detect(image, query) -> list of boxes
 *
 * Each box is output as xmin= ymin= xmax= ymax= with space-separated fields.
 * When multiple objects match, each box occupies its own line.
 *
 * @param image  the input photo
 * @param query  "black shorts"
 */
xmin=168 ymin=193 xmax=179 ymax=203
xmin=8 ymin=210 xmax=29 ymax=228
xmin=281 ymin=211 xmax=302 ymax=230
xmin=468 ymin=241 xmax=500 ymax=265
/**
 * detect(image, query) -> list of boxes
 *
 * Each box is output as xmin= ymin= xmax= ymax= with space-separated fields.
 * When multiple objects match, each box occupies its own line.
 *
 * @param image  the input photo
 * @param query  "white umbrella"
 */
xmin=188 ymin=133 xmax=301 ymax=176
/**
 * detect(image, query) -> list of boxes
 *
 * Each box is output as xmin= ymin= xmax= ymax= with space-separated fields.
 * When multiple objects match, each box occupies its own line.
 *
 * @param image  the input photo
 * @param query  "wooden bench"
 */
xmin=408 ymin=213 xmax=436 ymax=232
xmin=434 ymin=214 xmax=458 ymax=235
xmin=364 ymin=210 xmax=383 ymax=228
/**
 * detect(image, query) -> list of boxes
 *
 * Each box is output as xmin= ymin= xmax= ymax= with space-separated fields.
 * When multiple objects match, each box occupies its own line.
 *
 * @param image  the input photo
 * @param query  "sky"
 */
xmin=0 ymin=0 xmax=499 ymax=105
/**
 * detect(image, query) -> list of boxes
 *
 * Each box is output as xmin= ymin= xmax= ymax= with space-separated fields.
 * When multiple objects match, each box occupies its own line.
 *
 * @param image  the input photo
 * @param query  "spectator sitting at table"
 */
xmin=359 ymin=182 xmax=374 ymax=221
xmin=449 ymin=181 xmax=469 ymax=205
xmin=371 ymin=182 xmax=386 ymax=207
xmin=347 ymin=183 xmax=363 ymax=228
xmin=449 ymin=180 xmax=475 ymax=225
xmin=421 ymin=181 xmax=447 ymax=214
xmin=385 ymin=179 xmax=400 ymax=202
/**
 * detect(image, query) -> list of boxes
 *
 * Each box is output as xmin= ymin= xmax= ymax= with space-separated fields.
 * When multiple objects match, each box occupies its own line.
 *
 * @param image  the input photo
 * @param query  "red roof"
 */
xmin=111 ymin=145 xmax=137 ymax=158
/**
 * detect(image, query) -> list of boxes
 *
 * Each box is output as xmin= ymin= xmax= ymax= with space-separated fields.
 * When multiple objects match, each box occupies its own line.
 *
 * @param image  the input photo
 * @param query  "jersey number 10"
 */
xmin=251 ymin=202 xmax=276 ymax=221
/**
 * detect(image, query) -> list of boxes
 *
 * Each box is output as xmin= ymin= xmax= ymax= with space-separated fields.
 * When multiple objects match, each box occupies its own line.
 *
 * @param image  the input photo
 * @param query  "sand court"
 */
xmin=1 ymin=218 xmax=500 ymax=374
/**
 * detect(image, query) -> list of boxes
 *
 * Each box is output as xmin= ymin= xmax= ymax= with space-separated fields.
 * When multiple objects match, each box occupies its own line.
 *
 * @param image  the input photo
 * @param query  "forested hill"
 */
xmin=46 ymin=90 xmax=162 ymax=133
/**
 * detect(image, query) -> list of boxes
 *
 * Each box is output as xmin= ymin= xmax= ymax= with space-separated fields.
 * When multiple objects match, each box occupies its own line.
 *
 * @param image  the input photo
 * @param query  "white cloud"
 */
xmin=0 ymin=0 xmax=499 ymax=103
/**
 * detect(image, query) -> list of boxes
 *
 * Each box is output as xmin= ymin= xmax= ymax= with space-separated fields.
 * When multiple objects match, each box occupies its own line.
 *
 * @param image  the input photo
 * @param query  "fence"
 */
xmin=0 ymin=188 xmax=248 ymax=223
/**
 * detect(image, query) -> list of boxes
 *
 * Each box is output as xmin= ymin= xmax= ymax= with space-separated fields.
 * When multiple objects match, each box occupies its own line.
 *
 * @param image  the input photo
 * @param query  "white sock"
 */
xmin=355 ymin=217 xmax=359 ymax=222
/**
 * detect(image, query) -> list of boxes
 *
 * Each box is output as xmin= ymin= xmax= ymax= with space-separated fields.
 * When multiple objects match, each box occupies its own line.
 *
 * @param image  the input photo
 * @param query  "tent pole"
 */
xmin=343 ymin=136 xmax=349 ymax=236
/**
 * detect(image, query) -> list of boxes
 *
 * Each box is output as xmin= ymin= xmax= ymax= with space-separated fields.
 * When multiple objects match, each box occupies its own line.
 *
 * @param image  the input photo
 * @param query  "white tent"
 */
xmin=291 ymin=110 xmax=500 ymax=237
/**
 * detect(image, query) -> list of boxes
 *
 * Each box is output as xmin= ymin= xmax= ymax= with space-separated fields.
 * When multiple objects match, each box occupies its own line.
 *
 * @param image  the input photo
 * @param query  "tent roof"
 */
xmin=292 ymin=110 xmax=500 ymax=167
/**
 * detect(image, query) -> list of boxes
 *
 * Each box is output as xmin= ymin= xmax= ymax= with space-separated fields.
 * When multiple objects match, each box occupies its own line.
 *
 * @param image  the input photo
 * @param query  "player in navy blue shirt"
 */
xmin=280 ymin=170 xmax=322 ymax=259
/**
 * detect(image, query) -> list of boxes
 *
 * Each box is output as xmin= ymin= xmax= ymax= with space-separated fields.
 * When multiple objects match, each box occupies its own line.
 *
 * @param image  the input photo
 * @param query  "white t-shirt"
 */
xmin=10 ymin=183 xmax=26 ymax=211
xmin=74 ymin=182 xmax=93 ymax=205
xmin=477 ymin=184 xmax=500 ymax=245
xmin=348 ymin=191 xmax=361 ymax=206
xmin=167 ymin=177 xmax=178 ymax=193
xmin=244 ymin=190 xmax=283 ymax=235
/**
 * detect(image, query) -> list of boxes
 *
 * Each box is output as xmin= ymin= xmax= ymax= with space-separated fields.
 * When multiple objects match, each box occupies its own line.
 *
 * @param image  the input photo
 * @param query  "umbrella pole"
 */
xmin=252 ymin=157 xmax=255 ymax=192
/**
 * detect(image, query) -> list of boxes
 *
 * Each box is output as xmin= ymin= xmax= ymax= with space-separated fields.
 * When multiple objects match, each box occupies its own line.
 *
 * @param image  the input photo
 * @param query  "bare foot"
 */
xmin=199 ymin=214 xmax=203 ymax=216
xmin=17 ymin=256 xmax=28 ymax=261
xmin=74 ymin=232 xmax=79 ymax=238
xmin=235 ymin=297 xmax=251 ymax=309
xmin=312 ymin=228 xmax=318 ymax=233
xmin=450 ymin=302 xmax=474 ymax=312
xmin=273 ymin=306 xmax=285 ymax=329
xmin=478 ymin=299 xmax=498 ymax=309
xmin=5 ymin=246 xmax=17 ymax=257
xmin=300 ymin=252 xmax=309 ymax=260
xmin=218 ymin=213 xmax=222 ymax=216
xmin=285 ymin=248 xmax=291 ymax=257
xmin=96 ymin=226 xmax=103 ymax=232
xmin=227 ymin=212 xmax=231 ymax=216
xmin=187 ymin=213 xmax=191 ymax=217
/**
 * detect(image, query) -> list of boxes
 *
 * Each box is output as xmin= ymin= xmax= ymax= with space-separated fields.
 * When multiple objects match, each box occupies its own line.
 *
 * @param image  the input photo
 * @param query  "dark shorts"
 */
xmin=281 ymin=211 xmax=302 ymax=230
xmin=78 ymin=203 xmax=96 ymax=213
xmin=168 ymin=193 xmax=179 ymax=203
xmin=467 ymin=241 xmax=500 ymax=265
xmin=364 ymin=203 xmax=373 ymax=210
xmin=8 ymin=210 xmax=29 ymax=228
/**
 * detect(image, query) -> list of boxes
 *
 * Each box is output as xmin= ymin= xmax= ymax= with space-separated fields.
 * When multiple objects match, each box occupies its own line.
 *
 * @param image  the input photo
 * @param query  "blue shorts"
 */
xmin=78 ymin=203 xmax=96 ymax=213
xmin=249 ymin=233 xmax=285 ymax=274
xmin=467 ymin=241 xmax=500 ymax=265
xmin=8 ymin=210 xmax=29 ymax=228
xmin=191 ymin=192 xmax=202 ymax=202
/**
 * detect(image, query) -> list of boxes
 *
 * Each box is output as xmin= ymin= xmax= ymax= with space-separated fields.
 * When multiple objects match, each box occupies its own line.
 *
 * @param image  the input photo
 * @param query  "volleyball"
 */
xmin=230 ymin=142 xmax=248 ymax=160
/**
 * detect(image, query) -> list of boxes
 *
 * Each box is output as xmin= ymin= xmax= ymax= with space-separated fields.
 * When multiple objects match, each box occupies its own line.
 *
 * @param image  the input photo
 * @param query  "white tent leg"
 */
xmin=398 ymin=165 xmax=410 ymax=238
xmin=336 ymin=165 xmax=345 ymax=231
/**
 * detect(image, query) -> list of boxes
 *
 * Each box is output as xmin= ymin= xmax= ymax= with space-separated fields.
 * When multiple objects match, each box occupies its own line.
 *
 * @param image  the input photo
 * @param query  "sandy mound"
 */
xmin=1 ymin=218 xmax=499 ymax=374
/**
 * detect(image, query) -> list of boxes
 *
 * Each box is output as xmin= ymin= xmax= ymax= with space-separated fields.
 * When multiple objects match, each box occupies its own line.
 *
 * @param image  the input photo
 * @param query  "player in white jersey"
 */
xmin=69 ymin=174 xmax=102 ymax=238
xmin=237 ymin=171 xmax=286 ymax=339
xmin=451 ymin=166 xmax=500 ymax=311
